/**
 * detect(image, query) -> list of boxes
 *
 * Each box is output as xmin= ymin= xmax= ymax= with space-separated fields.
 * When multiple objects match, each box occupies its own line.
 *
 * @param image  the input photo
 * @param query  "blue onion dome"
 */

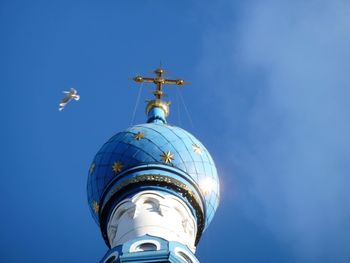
xmin=87 ymin=68 xmax=220 ymax=245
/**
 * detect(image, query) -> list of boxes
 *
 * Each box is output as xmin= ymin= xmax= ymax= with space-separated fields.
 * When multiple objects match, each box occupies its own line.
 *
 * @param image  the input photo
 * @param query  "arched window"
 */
xmin=175 ymin=247 xmax=195 ymax=263
xmin=177 ymin=252 xmax=193 ymax=263
xmin=129 ymin=239 xmax=161 ymax=253
xmin=136 ymin=242 xmax=157 ymax=252
xmin=105 ymin=255 xmax=116 ymax=263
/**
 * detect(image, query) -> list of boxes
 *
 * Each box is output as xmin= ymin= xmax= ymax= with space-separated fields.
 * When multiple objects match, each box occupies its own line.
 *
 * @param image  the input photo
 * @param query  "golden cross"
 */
xmin=133 ymin=68 xmax=185 ymax=100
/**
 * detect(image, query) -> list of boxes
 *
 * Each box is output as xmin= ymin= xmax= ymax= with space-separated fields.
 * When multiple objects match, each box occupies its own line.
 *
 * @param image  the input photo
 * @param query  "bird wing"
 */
xmin=60 ymin=95 xmax=72 ymax=104
xmin=59 ymin=90 xmax=79 ymax=111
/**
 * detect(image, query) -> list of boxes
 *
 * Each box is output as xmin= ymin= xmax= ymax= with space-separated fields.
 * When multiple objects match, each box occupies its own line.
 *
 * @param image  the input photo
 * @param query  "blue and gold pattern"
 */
xmin=87 ymin=122 xmax=220 ymax=229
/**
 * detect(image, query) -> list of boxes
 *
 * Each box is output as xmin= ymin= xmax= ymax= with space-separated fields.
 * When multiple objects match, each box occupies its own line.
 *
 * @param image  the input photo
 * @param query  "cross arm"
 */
xmin=164 ymin=79 xmax=185 ymax=86
xmin=133 ymin=76 xmax=156 ymax=83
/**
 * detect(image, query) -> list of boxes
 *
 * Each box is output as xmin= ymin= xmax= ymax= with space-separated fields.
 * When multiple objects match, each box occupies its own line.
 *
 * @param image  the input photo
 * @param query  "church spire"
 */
xmin=88 ymin=66 xmax=220 ymax=263
xmin=133 ymin=67 xmax=186 ymax=123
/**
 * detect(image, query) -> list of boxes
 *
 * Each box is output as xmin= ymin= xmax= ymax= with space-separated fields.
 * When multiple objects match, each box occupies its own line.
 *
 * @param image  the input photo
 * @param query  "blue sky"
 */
xmin=1 ymin=0 xmax=350 ymax=262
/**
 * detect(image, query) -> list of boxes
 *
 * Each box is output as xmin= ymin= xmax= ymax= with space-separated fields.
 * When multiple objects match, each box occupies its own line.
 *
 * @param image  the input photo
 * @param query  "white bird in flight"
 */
xmin=59 ymin=88 xmax=80 ymax=111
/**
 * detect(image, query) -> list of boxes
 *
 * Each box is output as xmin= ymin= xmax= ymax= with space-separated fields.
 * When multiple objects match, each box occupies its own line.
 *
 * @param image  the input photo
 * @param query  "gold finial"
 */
xmin=133 ymin=67 xmax=186 ymax=100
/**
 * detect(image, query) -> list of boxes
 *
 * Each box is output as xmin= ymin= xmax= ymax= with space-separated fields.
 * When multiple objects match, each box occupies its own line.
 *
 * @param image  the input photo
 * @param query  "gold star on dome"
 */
xmin=161 ymin=151 xmax=174 ymax=164
xmin=192 ymin=144 xmax=203 ymax=155
xmin=89 ymin=162 xmax=95 ymax=175
xmin=92 ymin=201 xmax=99 ymax=214
xmin=134 ymin=132 xmax=145 ymax=140
xmin=112 ymin=161 xmax=123 ymax=173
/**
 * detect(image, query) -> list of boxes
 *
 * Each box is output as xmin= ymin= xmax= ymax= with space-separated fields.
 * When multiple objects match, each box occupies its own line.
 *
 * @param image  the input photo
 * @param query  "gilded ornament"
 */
xmin=133 ymin=132 xmax=145 ymax=140
xmin=133 ymin=67 xmax=186 ymax=100
xmin=132 ymin=67 xmax=187 ymax=117
xmin=192 ymin=144 xmax=203 ymax=155
xmin=112 ymin=161 xmax=123 ymax=173
xmin=92 ymin=201 xmax=99 ymax=214
xmin=146 ymin=100 xmax=170 ymax=116
xmin=161 ymin=151 xmax=174 ymax=164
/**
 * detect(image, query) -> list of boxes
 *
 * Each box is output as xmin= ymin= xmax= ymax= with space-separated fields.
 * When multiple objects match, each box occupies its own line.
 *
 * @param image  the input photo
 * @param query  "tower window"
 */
xmin=177 ymin=252 xmax=193 ymax=263
xmin=105 ymin=255 xmax=116 ymax=263
xmin=136 ymin=242 xmax=157 ymax=252
xmin=174 ymin=247 xmax=196 ymax=263
xmin=129 ymin=239 xmax=161 ymax=253
xmin=103 ymin=252 xmax=119 ymax=263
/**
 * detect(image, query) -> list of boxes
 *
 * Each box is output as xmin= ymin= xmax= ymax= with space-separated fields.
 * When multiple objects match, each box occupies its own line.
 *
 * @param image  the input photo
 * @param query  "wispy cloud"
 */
xmin=197 ymin=0 xmax=350 ymax=261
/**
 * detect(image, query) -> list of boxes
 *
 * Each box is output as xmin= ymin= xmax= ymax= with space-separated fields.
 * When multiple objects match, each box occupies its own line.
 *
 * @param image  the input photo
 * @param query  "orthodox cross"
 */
xmin=133 ymin=68 xmax=186 ymax=100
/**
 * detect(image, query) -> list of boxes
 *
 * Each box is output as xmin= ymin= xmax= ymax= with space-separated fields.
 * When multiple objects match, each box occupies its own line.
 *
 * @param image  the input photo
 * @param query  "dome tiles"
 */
xmin=87 ymin=122 xmax=220 ymax=230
